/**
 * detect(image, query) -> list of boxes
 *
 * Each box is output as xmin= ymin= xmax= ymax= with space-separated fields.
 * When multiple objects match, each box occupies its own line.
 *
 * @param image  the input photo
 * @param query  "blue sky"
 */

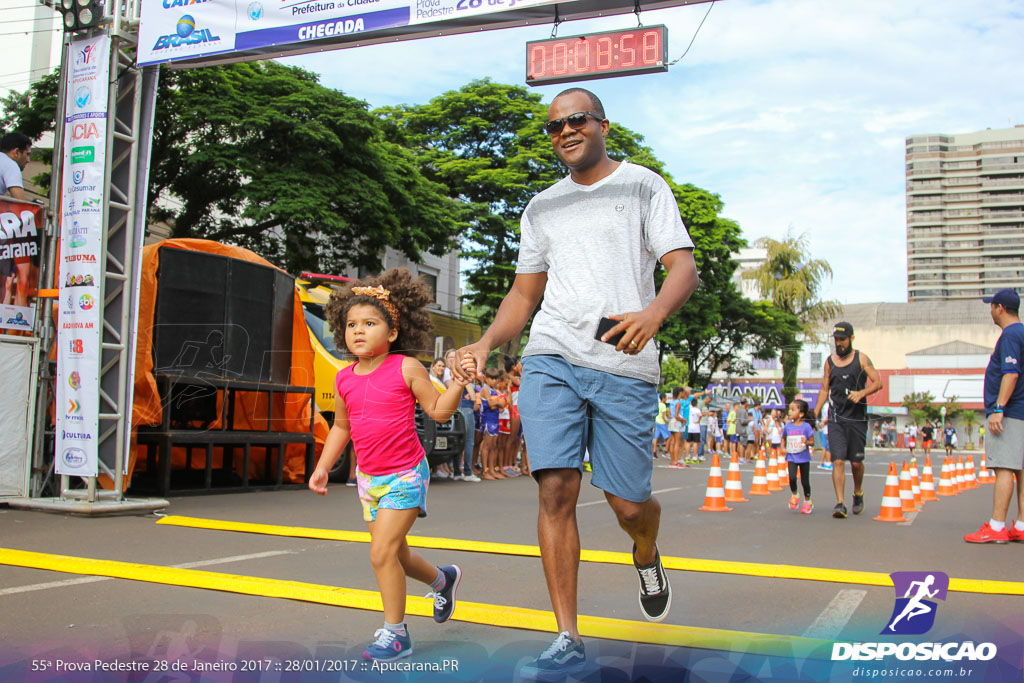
xmin=282 ymin=0 xmax=1024 ymax=304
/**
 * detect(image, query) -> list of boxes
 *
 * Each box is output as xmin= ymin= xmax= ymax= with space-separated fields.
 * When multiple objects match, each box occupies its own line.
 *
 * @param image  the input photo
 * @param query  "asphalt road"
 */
xmin=1 ymin=449 xmax=1021 ymax=682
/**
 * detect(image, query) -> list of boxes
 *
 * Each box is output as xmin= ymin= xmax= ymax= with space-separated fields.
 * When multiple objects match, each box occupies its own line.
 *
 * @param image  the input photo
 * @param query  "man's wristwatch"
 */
xmin=993 ymin=404 xmax=1005 ymax=414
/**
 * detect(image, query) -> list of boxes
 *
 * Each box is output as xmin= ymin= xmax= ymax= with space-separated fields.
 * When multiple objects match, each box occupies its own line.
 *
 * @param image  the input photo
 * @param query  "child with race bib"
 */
xmin=783 ymin=399 xmax=816 ymax=514
xmin=309 ymin=268 xmax=476 ymax=662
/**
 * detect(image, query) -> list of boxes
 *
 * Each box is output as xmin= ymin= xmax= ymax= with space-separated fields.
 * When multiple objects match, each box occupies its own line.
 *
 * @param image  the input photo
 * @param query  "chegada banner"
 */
xmin=55 ymin=34 xmax=111 ymax=478
xmin=0 ymin=199 xmax=42 ymax=334
xmin=137 ymin=0 xmax=569 ymax=66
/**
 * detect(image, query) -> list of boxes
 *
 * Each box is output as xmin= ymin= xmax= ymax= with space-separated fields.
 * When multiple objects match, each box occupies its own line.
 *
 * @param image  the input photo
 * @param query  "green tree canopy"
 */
xmin=655 ymin=184 xmax=800 ymax=388
xmin=744 ymin=230 xmax=840 ymax=403
xmin=1 ymin=62 xmax=464 ymax=275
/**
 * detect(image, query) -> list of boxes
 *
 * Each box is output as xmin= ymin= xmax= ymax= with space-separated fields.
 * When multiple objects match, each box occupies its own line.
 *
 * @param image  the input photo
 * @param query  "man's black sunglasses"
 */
xmin=543 ymin=111 xmax=604 ymax=136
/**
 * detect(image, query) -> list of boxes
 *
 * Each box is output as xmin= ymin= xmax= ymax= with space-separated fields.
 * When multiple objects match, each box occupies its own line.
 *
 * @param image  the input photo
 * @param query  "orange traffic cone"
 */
xmin=955 ymin=456 xmax=966 ymax=492
xmin=874 ymin=462 xmax=908 ymax=522
xmin=978 ymin=456 xmax=994 ymax=484
xmin=920 ymin=456 xmax=939 ymax=502
xmin=766 ymin=451 xmax=782 ymax=491
xmin=899 ymin=462 xmax=919 ymax=513
xmin=748 ymin=453 xmax=771 ymax=496
xmin=965 ymin=456 xmax=978 ymax=489
xmin=776 ymin=451 xmax=789 ymax=488
xmin=724 ymin=453 xmax=749 ymax=503
xmin=909 ymin=458 xmax=924 ymax=508
xmin=936 ymin=457 xmax=956 ymax=496
xmin=698 ymin=452 xmax=733 ymax=512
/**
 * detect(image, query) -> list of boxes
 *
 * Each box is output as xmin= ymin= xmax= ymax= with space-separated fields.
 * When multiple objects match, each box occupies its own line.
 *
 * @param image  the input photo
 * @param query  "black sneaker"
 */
xmin=430 ymin=565 xmax=461 ymax=623
xmin=633 ymin=544 xmax=672 ymax=622
xmin=833 ymin=503 xmax=848 ymax=519
xmin=520 ymin=631 xmax=586 ymax=681
xmin=852 ymin=492 xmax=865 ymax=515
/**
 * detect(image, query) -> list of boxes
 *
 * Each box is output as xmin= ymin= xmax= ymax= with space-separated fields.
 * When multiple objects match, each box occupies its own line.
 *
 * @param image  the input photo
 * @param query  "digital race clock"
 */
xmin=525 ymin=25 xmax=668 ymax=87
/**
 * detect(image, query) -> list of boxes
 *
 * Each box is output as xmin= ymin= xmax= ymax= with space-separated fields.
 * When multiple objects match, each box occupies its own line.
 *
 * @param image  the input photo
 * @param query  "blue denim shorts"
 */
xmin=519 ymin=355 xmax=657 ymax=503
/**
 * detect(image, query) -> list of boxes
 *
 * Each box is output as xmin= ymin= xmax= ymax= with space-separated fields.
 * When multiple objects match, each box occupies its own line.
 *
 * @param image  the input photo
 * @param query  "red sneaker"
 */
xmin=964 ymin=523 xmax=1009 ymax=544
xmin=1009 ymin=524 xmax=1024 ymax=543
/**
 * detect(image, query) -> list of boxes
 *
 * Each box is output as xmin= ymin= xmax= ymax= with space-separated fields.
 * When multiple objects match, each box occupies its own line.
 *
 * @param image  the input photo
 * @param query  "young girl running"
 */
xmin=309 ymin=269 xmax=475 ymax=662
xmin=783 ymin=399 xmax=816 ymax=514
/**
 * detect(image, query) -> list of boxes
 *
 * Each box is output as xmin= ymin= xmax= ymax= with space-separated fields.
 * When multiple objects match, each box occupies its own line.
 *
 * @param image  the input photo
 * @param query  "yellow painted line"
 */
xmin=0 ymin=547 xmax=829 ymax=659
xmin=157 ymin=515 xmax=1024 ymax=597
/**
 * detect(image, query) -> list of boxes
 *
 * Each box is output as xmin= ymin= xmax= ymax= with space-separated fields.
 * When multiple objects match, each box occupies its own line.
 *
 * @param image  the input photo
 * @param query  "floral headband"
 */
xmin=352 ymin=284 xmax=399 ymax=330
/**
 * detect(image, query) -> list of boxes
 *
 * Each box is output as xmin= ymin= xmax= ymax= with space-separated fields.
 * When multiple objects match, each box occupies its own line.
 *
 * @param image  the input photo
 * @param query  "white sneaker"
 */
xmin=451 ymin=474 xmax=464 ymax=481
xmin=433 ymin=470 xmax=449 ymax=480
xmin=462 ymin=474 xmax=481 ymax=482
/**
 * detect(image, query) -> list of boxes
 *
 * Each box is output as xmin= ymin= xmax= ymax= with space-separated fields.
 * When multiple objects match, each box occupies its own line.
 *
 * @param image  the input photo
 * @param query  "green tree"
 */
xmin=1 ymin=63 xmax=464 ymax=275
xmin=960 ymin=408 xmax=979 ymax=448
xmin=656 ymin=185 xmax=800 ymax=388
xmin=377 ymin=80 xmax=554 ymax=356
xmin=659 ymin=354 xmax=689 ymax=393
xmin=744 ymin=230 xmax=841 ymax=404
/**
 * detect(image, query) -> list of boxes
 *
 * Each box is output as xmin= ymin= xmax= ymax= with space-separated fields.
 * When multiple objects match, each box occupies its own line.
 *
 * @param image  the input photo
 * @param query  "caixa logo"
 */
xmin=163 ymin=0 xmax=210 ymax=6
xmin=63 ymin=448 xmax=87 ymax=468
xmin=153 ymin=15 xmax=221 ymax=50
xmin=832 ymin=571 xmax=997 ymax=663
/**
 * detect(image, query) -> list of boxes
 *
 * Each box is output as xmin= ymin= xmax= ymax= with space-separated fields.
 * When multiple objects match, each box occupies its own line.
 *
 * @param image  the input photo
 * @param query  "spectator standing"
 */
xmin=965 ymin=289 xmax=1024 ymax=543
xmin=813 ymin=322 xmax=883 ymax=519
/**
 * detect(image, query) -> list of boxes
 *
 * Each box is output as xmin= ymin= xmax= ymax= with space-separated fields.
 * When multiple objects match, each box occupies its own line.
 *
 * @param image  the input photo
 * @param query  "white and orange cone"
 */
xmin=978 ymin=455 xmax=995 ymax=484
xmin=766 ymin=451 xmax=782 ymax=492
xmin=955 ymin=456 xmax=966 ymax=493
xmin=909 ymin=459 xmax=924 ymax=508
xmin=698 ymin=452 xmax=733 ymax=512
xmin=899 ymin=461 xmax=919 ymax=513
xmin=724 ymin=453 xmax=749 ymax=503
xmin=776 ymin=452 xmax=789 ymax=488
xmin=748 ymin=453 xmax=771 ymax=496
xmin=936 ymin=457 xmax=957 ymax=496
xmin=874 ymin=461 xmax=909 ymax=522
xmin=920 ymin=456 xmax=939 ymax=502
xmin=964 ymin=456 xmax=978 ymax=489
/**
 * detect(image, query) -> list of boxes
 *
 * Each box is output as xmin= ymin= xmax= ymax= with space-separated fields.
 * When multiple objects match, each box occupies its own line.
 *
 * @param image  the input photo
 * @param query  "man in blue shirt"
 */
xmin=965 ymin=288 xmax=1024 ymax=544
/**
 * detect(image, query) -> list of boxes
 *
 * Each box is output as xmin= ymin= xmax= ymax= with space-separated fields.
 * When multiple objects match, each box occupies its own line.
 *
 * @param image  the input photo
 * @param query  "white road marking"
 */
xmin=577 ymin=487 xmax=683 ymax=508
xmin=897 ymin=510 xmax=919 ymax=526
xmin=802 ymin=589 xmax=867 ymax=640
xmin=0 ymin=550 xmax=294 ymax=597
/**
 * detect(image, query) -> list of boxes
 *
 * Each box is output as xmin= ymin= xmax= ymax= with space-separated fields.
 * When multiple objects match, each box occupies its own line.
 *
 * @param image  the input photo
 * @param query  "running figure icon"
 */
xmin=887 ymin=574 xmax=939 ymax=632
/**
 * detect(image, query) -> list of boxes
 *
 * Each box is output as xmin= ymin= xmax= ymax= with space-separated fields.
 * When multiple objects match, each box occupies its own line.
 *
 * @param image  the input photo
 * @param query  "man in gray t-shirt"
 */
xmin=456 ymin=88 xmax=698 ymax=678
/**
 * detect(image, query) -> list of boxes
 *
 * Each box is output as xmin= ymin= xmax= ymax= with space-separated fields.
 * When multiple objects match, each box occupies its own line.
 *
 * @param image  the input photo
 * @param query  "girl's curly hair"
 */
xmin=324 ymin=268 xmax=434 ymax=357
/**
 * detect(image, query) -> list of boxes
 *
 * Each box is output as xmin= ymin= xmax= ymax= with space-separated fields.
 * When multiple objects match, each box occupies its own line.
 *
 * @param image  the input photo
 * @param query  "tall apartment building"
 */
xmin=905 ymin=125 xmax=1024 ymax=302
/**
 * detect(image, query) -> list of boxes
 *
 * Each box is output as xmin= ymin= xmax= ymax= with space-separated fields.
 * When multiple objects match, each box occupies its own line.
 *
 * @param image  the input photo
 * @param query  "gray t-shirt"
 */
xmin=516 ymin=161 xmax=694 ymax=384
xmin=0 ymin=153 xmax=24 ymax=196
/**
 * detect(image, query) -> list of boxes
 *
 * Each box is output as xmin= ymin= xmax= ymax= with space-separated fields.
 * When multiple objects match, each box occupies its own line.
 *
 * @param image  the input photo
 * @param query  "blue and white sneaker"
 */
xmin=520 ymin=631 xmax=586 ymax=681
xmin=362 ymin=627 xmax=413 ymax=662
xmin=429 ymin=565 xmax=461 ymax=623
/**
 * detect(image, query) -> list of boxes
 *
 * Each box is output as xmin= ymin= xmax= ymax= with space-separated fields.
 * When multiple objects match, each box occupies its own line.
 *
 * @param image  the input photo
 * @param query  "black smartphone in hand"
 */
xmin=595 ymin=317 xmax=624 ymax=346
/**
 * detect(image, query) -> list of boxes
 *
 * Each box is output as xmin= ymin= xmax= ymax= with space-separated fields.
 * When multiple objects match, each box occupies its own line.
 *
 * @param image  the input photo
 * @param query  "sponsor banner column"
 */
xmin=55 ymin=35 xmax=110 ymax=477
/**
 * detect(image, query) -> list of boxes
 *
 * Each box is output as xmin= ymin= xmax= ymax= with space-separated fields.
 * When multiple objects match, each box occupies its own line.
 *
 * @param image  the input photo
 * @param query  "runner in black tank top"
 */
xmin=814 ymin=322 xmax=883 ymax=519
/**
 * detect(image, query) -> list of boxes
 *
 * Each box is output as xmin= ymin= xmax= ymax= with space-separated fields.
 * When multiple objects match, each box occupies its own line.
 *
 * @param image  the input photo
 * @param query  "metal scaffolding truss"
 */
xmin=16 ymin=0 xmax=167 ymax=514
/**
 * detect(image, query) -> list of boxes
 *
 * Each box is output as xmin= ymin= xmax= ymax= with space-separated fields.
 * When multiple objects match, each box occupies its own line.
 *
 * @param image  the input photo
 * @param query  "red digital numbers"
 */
xmin=526 ymin=25 xmax=667 ymax=86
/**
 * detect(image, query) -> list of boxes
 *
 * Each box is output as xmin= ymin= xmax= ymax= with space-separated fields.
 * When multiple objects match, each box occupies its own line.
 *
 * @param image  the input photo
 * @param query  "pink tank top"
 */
xmin=335 ymin=354 xmax=425 ymax=476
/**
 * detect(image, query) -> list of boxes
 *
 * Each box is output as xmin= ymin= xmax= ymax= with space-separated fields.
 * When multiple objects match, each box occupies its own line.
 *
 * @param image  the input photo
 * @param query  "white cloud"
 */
xmin=283 ymin=0 xmax=1024 ymax=305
